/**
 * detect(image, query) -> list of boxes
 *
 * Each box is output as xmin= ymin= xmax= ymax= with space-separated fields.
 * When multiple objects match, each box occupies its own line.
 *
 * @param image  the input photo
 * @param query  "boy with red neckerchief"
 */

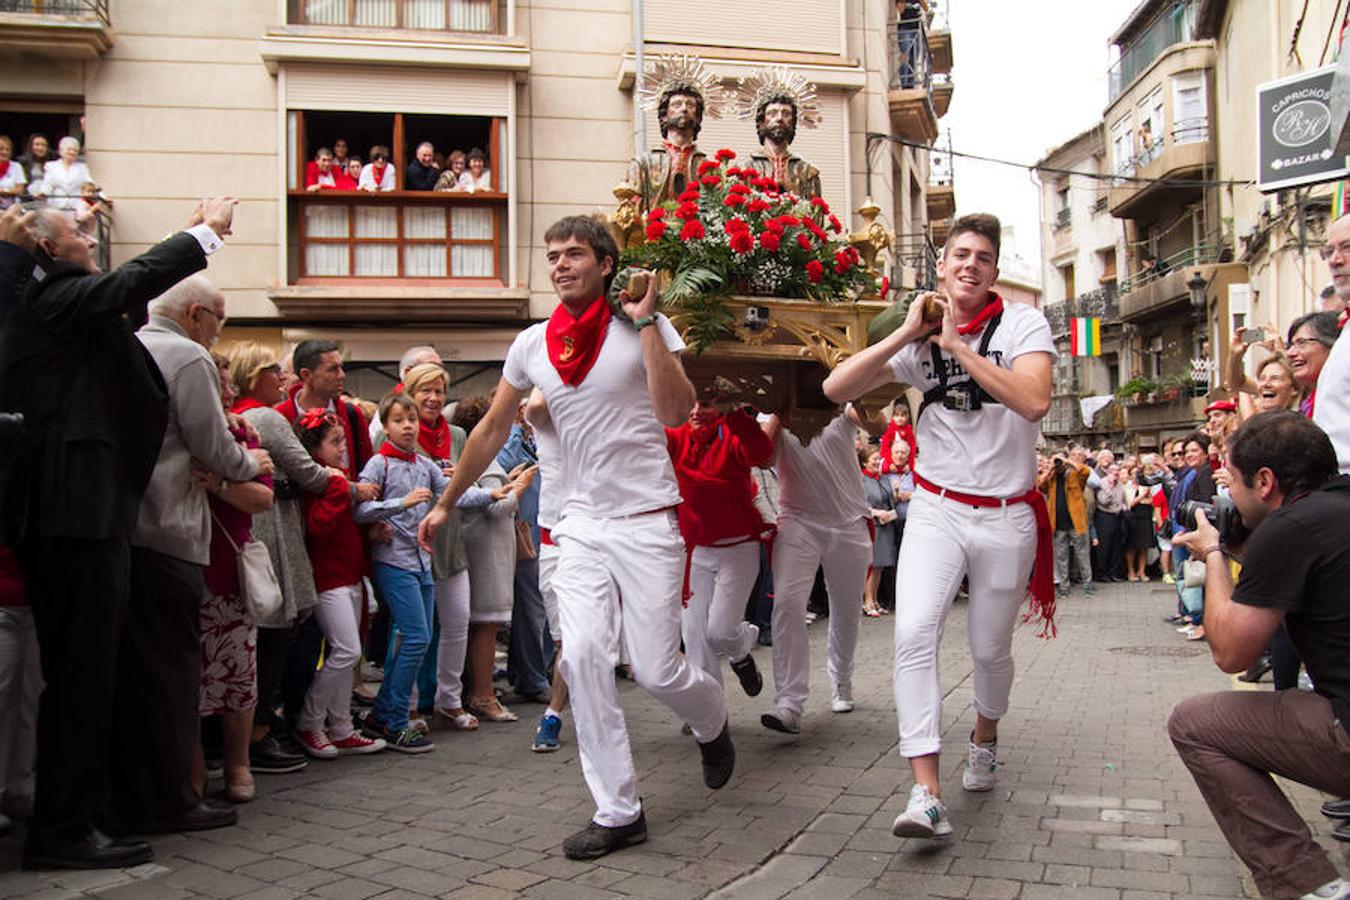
xmin=418 ymin=215 xmax=734 ymax=862
xmin=824 ymin=213 xmax=1056 ymax=841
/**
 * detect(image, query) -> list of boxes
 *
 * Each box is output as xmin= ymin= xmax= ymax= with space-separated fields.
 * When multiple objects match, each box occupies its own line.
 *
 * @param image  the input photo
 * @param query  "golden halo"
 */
xmin=637 ymin=53 xmax=726 ymax=118
xmin=732 ymin=65 xmax=822 ymax=129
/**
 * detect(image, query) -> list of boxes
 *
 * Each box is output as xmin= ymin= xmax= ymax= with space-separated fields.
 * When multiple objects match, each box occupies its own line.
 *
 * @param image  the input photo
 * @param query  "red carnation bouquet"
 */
xmin=620 ymin=148 xmax=881 ymax=352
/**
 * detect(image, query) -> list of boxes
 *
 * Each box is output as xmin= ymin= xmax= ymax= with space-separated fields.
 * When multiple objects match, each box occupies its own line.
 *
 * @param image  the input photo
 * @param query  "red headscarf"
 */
xmin=546 ymin=296 xmax=611 ymax=387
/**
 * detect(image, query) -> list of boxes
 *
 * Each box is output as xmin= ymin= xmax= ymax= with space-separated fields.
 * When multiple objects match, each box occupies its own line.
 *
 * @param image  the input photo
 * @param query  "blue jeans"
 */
xmin=507 ymin=555 xmax=552 ymax=696
xmin=371 ymin=563 xmax=435 ymax=732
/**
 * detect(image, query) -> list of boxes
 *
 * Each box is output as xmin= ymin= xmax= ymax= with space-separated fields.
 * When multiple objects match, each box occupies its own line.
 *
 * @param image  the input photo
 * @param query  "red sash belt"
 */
xmin=913 ymin=473 xmax=1057 ymax=638
xmin=539 ymin=527 xmax=553 ymax=547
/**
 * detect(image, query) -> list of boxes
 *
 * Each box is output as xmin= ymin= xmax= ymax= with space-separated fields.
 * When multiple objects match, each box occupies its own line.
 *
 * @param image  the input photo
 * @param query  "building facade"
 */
xmin=0 ymin=0 xmax=955 ymax=399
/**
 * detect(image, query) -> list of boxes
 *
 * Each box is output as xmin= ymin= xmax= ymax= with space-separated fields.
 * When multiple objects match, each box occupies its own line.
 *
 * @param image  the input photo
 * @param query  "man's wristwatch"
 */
xmin=633 ymin=315 xmax=657 ymax=331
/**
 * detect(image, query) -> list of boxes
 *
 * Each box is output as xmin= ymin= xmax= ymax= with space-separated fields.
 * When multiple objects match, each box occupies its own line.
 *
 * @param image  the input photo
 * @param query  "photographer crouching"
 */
xmin=1167 ymin=410 xmax=1350 ymax=900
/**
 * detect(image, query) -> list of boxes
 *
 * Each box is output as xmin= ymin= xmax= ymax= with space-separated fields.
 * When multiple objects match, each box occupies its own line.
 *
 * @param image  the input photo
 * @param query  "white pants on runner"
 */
xmin=892 ymin=489 xmax=1038 ymax=757
xmin=552 ymin=509 xmax=727 ymax=827
xmin=433 ymin=569 xmax=471 ymax=711
xmin=683 ymin=542 xmax=761 ymax=686
xmin=539 ymin=541 xmax=561 ymax=644
xmin=769 ymin=516 xmax=871 ymax=714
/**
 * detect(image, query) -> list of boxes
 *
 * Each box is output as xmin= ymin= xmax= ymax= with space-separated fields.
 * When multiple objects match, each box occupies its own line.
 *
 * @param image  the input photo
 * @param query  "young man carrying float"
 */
xmin=823 ymin=213 xmax=1056 ymax=839
xmin=418 ymin=215 xmax=733 ymax=861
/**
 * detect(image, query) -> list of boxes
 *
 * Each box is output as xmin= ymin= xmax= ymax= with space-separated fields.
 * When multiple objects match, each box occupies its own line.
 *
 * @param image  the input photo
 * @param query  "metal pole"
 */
xmin=634 ymin=0 xmax=645 ymax=152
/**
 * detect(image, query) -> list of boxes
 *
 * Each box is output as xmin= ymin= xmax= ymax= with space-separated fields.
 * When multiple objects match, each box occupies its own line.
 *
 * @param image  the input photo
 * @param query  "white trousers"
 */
xmin=299 ymin=583 xmax=364 ymax=739
xmin=892 ymin=489 xmax=1037 ymax=757
xmin=539 ymin=542 xmax=561 ymax=644
xmin=683 ymin=542 xmax=761 ymax=685
xmin=0 ymin=607 xmax=40 ymax=805
xmin=552 ymin=509 xmax=727 ymax=827
xmin=433 ymin=569 xmax=471 ymax=710
xmin=769 ymin=516 xmax=871 ymax=714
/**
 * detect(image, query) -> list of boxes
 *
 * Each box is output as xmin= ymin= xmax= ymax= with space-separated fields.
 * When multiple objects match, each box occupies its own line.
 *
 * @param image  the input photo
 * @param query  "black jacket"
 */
xmin=0 ymin=232 xmax=207 ymax=543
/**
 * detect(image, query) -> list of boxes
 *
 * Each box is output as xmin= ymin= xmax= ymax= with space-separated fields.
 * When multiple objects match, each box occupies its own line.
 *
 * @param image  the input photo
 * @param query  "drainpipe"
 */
xmin=634 ymin=0 xmax=645 ymax=152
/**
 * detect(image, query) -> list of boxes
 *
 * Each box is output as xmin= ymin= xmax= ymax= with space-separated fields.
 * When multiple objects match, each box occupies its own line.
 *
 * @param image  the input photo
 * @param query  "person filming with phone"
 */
xmin=1167 ymin=410 xmax=1350 ymax=900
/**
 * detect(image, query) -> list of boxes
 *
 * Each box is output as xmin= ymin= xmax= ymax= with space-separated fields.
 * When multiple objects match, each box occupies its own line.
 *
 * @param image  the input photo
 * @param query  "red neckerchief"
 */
xmin=379 ymin=441 xmax=418 ymax=463
xmin=546 ymin=296 xmax=611 ymax=387
xmin=957 ymin=293 xmax=1004 ymax=336
xmin=679 ymin=419 xmax=723 ymax=467
xmin=230 ymin=397 xmax=269 ymax=414
xmin=861 ymin=468 xmax=881 ymax=480
xmin=0 ymin=161 xmax=9 ymax=180
xmin=372 ymin=162 xmax=388 ymax=186
xmin=418 ymin=416 xmax=451 ymax=461
xmin=1339 ymin=308 xmax=1348 ymax=330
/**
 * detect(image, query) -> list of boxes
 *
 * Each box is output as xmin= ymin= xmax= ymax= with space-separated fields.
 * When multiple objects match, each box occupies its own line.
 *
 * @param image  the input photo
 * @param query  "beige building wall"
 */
xmin=1207 ymin=0 xmax=1340 ymax=342
xmin=1 ymin=0 xmax=939 ymax=367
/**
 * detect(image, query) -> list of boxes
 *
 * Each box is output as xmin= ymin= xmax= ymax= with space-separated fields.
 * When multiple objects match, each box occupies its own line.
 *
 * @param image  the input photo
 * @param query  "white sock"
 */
xmin=544 ymin=707 xmax=561 ymax=720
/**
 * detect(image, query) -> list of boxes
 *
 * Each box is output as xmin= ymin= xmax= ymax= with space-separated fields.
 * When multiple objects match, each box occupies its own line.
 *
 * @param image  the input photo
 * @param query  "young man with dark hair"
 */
xmin=1169 ymin=411 xmax=1350 ymax=900
xmin=418 ymin=215 xmax=733 ymax=861
xmin=823 ymin=211 xmax=1055 ymax=840
xmin=277 ymin=340 xmax=372 ymax=481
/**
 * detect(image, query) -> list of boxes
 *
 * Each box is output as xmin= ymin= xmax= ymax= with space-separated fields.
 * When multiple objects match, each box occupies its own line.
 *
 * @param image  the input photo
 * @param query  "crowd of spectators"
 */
xmin=303 ymin=138 xmax=495 ymax=194
xmin=0 ymin=133 xmax=110 ymax=242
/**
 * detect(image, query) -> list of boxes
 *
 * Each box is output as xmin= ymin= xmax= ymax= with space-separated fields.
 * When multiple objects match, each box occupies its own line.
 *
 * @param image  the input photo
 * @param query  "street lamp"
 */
xmin=1187 ymin=271 xmax=1209 ymax=310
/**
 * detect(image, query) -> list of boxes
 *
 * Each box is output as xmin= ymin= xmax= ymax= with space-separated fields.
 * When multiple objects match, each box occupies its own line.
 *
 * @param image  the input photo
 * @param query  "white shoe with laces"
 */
xmin=830 ymin=683 xmax=854 ymax=713
xmin=1303 ymin=879 xmax=1350 ymax=900
xmin=892 ymin=783 xmax=952 ymax=838
xmin=962 ymin=737 xmax=998 ymax=791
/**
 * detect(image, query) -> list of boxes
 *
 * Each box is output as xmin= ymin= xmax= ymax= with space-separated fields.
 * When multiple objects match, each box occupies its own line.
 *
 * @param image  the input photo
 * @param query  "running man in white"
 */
xmin=823 ymin=213 xmax=1056 ymax=839
xmin=419 ymin=215 xmax=733 ymax=861
xmin=759 ymin=404 xmax=874 ymax=734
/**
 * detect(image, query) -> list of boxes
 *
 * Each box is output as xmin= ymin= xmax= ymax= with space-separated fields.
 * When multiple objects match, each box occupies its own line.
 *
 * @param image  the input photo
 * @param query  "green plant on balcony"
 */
xmin=1116 ymin=376 xmax=1157 ymax=406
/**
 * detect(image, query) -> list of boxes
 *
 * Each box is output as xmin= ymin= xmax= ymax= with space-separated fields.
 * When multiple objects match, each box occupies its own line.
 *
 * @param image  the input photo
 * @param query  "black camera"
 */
xmin=942 ymin=382 xmax=981 ymax=412
xmin=1177 ymin=496 xmax=1247 ymax=547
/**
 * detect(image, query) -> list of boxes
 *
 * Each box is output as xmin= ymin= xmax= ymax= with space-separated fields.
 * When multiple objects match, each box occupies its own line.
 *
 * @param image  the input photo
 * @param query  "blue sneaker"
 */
xmin=533 ymin=714 xmax=562 ymax=752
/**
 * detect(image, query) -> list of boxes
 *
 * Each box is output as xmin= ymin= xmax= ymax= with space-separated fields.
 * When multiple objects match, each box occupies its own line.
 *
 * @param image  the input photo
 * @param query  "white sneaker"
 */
xmin=760 ymin=706 xmax=801 ymax=734
xmin=830 ymin=684 xmax=855 ymax=713
xmin=962 ymin=738 xmax=998 ymax=791
xmin=892 ymin=784 xmax=952 ymax=838
xmin=1302 ymin=879 xmax=1350 ymax=900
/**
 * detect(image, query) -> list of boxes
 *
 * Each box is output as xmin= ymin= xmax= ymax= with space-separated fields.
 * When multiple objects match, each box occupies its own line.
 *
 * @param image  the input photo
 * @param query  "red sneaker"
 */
xmin=294 ymin=729 xmax=338 ymax=760
xmin=331 ymin=732 xmax=386 ymax=755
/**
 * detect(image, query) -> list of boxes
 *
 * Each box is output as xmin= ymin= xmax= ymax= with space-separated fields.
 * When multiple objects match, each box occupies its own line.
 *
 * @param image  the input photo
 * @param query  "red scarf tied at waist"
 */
xmin=957 ymin=294 xmax=1004 ymax=337
xmin=913 ymin=471 xmax=1057 ymax=638
xmin=546 ymin=296 xmax=611 ymax=387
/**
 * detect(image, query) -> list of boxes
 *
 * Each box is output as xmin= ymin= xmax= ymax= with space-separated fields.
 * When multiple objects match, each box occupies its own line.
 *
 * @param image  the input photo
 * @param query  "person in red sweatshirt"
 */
xmin=291 ymin=410 xmax=387 ymax=759
xmin=666 ymin=386 xmax=775 ymax=700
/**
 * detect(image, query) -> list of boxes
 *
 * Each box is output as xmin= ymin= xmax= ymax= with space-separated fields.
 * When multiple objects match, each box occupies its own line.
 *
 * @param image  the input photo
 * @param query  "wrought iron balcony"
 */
xmin=886 ymin=20 xmax=939 ymax=145
xmin=894 ymin=231 xmax=938 ymax=292
xmin=0 ymin=0 xmax=112 ymax=56
xmin=1053 ymin=207 xmax=1072 ymax=232
xmin=1042 ymin=284 xmax=1120 ymax=336
xmin=1107 ymin=0 xmax=1194 ymax=101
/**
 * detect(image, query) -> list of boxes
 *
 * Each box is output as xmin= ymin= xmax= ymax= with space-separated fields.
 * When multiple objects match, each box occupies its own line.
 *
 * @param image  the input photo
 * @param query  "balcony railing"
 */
xmin=287 ymin=0 xmax=500 ymax=33
xmin=291 ymin=191 xmax=505 ymax=281
xmin=888 ymin=19 xmax=933 ymax=92
xmin=895 ymin=231 xmax=938 ymax=291
xmin=0 ymin=0 xmax=108 ymax=24
xmin=1107 ymin=0 xmax=1195 ymax=101
xmin=1172 ymin=117 xmax=1209 ymax=145
xmin=1043 ymin=284 xmax=1120 ymax=335
xmin=1053 ymin=207 xmax=1072 ymax=232
xmin=1118 ymin=242 xmax=1226 ymax=295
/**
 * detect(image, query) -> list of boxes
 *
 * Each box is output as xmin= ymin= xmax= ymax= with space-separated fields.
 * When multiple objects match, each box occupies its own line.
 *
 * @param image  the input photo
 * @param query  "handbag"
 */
xmin=210 ymin=508 xmax=285 ymax=624
xmin=514 ymin=516 xmax=537 ymax=561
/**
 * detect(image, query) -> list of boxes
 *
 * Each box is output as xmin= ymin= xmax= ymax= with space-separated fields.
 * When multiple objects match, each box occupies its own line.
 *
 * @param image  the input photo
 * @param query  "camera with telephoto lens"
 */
xmin=1177 ymin=496 xmax=1246 ymax=546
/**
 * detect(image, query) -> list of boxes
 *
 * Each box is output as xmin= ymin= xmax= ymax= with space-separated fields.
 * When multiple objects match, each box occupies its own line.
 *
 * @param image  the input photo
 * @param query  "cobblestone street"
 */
xmin=1 ymin=580 xmax=1344 ymax=899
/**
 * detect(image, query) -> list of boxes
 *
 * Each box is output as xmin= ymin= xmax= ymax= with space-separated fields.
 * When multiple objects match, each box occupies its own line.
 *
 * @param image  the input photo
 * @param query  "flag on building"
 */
xmin=1071 ymin=317 xmax=1101 ymax=356
xmin=1335 ymin=180 xmax=1349 ymax=219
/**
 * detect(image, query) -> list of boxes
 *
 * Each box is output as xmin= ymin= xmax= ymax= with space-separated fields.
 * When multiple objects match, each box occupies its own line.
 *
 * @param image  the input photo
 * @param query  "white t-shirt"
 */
xmin=1313 ymin=328 xmax=1350 ymax=474
xmin=776 ymin=412 xmax=871 ymax=527
xmin=358 ymin=163 xmax=396 ymax=192
xmin=503 ymin=313 xmax=685 ymax=520
xmin=526 ymin=408 xmax=562 ymax=529
xmin=887 ymin=302 xmax=1056 ymax=497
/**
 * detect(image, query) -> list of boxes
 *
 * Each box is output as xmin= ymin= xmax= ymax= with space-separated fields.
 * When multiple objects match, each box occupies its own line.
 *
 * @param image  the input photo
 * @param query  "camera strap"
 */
xmin=918 ymin=310 xmax=1003 ymax=421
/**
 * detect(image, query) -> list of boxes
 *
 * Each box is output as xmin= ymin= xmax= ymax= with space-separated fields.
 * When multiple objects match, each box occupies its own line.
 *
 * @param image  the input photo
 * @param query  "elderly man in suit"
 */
xmin=0 ymin=198 xmax=237 ymax=869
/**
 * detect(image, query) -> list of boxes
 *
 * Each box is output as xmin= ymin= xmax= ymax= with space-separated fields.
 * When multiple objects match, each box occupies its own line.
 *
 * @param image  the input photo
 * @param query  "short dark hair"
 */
xmin=377 ymin=391 xmax=418 ymax=425
xmin=944 ymin=213 xmax=1001 ymax=262
xmin=658 ymin=89 xmax=705 ymax=139
xmin=467 ymin=147 xmax=487 ymax=163
xmin=293 ymin=339 xmax=340 ymax=376
xmin=1228 ymin=410 xmax=1338 ymax=499
xmin=542 ymin=215 xmax=620 ymax=294
xmin=1182 ymin=432 xmax=1210 ymax=454
xmin=449 ymin=394 xmax=492 ymax=434
xmin=1286 ymin=311 xmax=1340 ymax=349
